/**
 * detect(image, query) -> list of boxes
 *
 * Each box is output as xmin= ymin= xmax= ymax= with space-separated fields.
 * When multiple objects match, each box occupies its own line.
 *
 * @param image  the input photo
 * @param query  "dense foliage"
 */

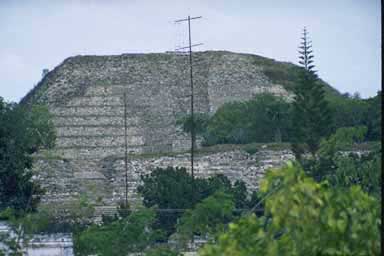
xmin=301 ymin=126 xmax=381 ymax=198
xmin=0 ymin=98 xmax=55 ymax=215
xmin=177 ymin=93 xmax=293 ymax=145
xmin=177 ymin=92 xmax=380 ymax=149
xmin=137 ymin=166 xmax=200 ymax=237
xmin=364 ymin=91 xmax=381 ymax=140
xmin=200 ymin=162 xmax=381 ymax=255
xmin=137 ymin=167 xmax=252 ymax=237
xmin=144 ymin=245 xmax=180 ymax=256
xmin=329 ymin=91 xmax=381 ymax=141
xmin=175 ymin=191 xmax=235 ymax=245
xmin=176 ymin=113 xmax=210 ymax=135
xmin=206 ymin=93 xmax=292 ymax=144
xmin=74 ymin=208 xmax=163 ymax=256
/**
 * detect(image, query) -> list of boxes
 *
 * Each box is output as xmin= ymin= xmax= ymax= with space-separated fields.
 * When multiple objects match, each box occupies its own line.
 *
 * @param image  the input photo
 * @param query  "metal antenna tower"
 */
xmin=174 ymin=15 xmax=202 ymax=180
xmin=124 ymin=92 xmax=128 ymax=206
xmin=113 ymin=87 xmax=131 ymax=208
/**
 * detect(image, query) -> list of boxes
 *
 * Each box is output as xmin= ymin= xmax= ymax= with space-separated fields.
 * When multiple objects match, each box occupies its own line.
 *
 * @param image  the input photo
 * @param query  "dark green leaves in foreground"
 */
xmin=200 ymin=162 xmax=381 ymax=256
xmin=175 ymin=191 xmax=235 ymax=246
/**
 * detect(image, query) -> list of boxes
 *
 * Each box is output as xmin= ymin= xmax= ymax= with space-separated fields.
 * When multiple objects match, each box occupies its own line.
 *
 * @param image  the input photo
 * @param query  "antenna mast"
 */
xmin=174 ymin=15 xmax=202 ymax=181
xmin=124 ymin=92 xmax=128 ymax=207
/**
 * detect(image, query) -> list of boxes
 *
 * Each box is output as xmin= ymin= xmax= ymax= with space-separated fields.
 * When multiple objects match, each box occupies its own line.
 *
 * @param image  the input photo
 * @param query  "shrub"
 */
xmin=74 ymin=208 xmax=162 ymax=256
xmin=200 ymin=162 xmax=381 ymax=255
xmin=205 ymin=93 xmax=293 ymax=145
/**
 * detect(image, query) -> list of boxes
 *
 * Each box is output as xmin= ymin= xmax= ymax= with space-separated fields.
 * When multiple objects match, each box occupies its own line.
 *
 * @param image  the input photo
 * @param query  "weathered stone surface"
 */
xmin=23 ymin=51 xmax=296 ymax=157
xmin=33 ymin=149 xmax=294 ymax=213
xmin=23 ymin=51 xmax=306 ymax=213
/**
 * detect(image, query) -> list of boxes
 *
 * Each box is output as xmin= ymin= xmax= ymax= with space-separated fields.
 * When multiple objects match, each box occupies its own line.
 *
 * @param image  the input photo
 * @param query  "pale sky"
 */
xmin=0 ymin=0 xmax=381 ymax=102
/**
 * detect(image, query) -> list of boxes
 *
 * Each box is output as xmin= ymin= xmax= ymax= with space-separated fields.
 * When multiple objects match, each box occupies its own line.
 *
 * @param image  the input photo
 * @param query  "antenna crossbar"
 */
xmin=174 ymin=16 xmax=202 ymax=23
xmin=173 ymin=15 xmax=202 ymax=184
xmin=175 ymin=43 xmax=203 ymax=51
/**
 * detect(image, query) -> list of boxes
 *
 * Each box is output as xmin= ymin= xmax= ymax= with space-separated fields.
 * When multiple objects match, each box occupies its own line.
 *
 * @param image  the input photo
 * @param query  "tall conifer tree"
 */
xmin=292 ymin=28 xmax=333 ymax=156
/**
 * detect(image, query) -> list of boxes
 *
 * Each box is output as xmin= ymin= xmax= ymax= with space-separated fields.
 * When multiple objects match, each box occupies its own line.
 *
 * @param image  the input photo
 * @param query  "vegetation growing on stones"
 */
xmin=177 ymin=93 xmax=293 ymax=145
xmin=176 ymin=113 xmax=210 ymax=136
xmin=206 ymin=93 xmax=293 ymax=144
xmin=177 ymin=90 xmax=380 ymax=149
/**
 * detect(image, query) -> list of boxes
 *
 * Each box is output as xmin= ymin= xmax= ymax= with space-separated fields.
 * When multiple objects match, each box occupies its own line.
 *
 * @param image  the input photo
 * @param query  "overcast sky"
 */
xmin=0 ymin=0 xmax=380 ymax=102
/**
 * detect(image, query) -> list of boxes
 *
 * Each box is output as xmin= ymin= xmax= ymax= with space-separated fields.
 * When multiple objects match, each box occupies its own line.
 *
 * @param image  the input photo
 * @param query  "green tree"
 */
xmin=204 ymin=102 xmax=248 ymax=144
xmin=74 ymin=207 xmax=162 ymax=256
xmin=200 ymin=162 xmax=381 ymax=256
xmin=176 ymin=113 xmax=210 ymax=135
xmin=364 ymin=91 xmax=381 ymax=140
xmin=0 ymin=98 xmax=55 ymax=215
xmin=329 ymin=151 xmax=381 ymax=198
xmin=245 ymin=93 xmax=292 ymax=143
xmin=327 ymin=90 xmax=381 ymax=142
xmin=205 ymin=93 xmax=292 ymax=145
xmin=302 ymin=126 xmax=381 ymax=197
xmin=231 ymin=180 xmax=248 ymax=209
xmin=144 ymin=245 xmax=180 ymax=256
xmin=137 ymin=167 xmax=201 ymax=237
xmin=291 ymin=28 xmax=333 ymax=156
xmin=176 ymin=191 xmax=235 ymax=246
xmin=329 ymin=96 xmax=368 ymax=130
xmin=138 ymin=167 xmax=252 ymax=237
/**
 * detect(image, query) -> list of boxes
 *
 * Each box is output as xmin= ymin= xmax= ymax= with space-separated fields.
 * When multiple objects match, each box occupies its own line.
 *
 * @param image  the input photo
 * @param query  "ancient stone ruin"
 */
xmin=22 ymin=51 xmax=302 ymax=212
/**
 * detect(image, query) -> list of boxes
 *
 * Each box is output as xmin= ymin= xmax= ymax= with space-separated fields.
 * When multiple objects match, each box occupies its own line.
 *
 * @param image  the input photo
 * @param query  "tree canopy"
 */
xmin=0 ymin=98 xmax=55 ymax=215
xmin=175 ymin=190 xmax=235 ymax=246
xmin=74 ymin=207 xmax=163 ymax=256
xmin=291 ymin=28 xmax=333 ymax=156
xmin=137 ymin=167 xmax=253 ymax=237
xmin=200 ymin=162 xmax=381 ymax=256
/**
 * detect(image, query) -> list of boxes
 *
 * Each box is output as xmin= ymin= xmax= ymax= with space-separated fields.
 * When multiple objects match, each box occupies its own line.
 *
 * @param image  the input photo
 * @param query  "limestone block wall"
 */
xmin=33 ymin=149 xmax=294 ymax=210
xmin=22 ymin=51 xmax=300 ymax=215
xmin=22 ymin=51 xmax=293 ymax=159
